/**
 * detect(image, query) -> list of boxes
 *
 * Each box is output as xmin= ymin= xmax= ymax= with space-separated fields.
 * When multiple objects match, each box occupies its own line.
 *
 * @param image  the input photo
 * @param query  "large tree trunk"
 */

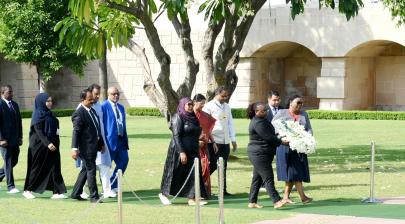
xmin=99 ymin=35 xmax=108 ymax=100
xmin=172 ymin=16 xmax=199 ymax=98
xmin=204 ymin=0 xmax=267 ymax=100
xmin=104 ymin=0 xmax=179 ymax=119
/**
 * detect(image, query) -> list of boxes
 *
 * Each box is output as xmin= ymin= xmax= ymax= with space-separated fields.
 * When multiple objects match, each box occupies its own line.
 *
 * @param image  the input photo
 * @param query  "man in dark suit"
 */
xmin=71 ymin=89 xmax=105 ymax=203
xmin=0 ymin=85 xmax=22 ymax=193
xmin=266 ymin=90 xmax=283 ymax=123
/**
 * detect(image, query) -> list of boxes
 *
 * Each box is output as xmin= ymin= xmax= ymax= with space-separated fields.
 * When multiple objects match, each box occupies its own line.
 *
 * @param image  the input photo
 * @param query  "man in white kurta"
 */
xmin=203 ymin=86 xmax=237 ymax=195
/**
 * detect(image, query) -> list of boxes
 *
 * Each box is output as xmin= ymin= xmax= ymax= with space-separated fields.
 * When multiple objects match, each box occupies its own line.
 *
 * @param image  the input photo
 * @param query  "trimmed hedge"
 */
xmin=126 ymin=107 xmax=162 ymax=116
xmin=20 ymin=109 xmax=76 ymax=119
xmin=231 ymin=108 xmax=247 ymax=119
xmin=31 ymin=107 xmax=404 ymax=120
xmin=307 ymin=110 xmax=405 ymax=120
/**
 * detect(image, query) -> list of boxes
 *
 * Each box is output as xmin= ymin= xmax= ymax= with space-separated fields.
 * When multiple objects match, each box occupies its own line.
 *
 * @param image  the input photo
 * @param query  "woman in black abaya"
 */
xmin=23 ymin=93 xmax=67 ymax=199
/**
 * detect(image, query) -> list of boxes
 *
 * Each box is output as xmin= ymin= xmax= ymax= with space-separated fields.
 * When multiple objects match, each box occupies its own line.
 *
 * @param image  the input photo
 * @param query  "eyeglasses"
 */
xmin=110 ymin=92 xmax=120 ymax=96
xmin=186 ymin=103 xmax=194 ymax=106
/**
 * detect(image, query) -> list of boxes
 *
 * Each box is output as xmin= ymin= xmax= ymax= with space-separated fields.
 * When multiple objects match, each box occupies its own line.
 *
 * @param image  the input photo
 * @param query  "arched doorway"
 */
xmin=249 ymin=41 xmax=321 ymax=108
xmin=345 ymin=40 xmax=405 ymax=110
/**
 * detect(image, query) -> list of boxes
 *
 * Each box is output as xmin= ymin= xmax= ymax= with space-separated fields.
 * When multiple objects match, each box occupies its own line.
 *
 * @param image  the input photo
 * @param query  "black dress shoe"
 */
xmin=71 ymin=196 xmax=86 ymax=201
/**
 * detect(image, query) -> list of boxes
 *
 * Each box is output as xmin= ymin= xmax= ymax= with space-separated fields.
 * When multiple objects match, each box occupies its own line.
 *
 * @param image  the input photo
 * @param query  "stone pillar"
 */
xmin=317 ymin=57 xmax=346 ymax=110
xmin=230 ymin=58 xmax=256 ymax=108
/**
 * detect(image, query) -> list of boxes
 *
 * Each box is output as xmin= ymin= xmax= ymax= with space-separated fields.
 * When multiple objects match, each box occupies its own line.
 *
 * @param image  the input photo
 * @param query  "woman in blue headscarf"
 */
xmin=23 ymin=93 xmax=67 ymax=199
xmin=159 ymin=97 xmax=208 ymax=206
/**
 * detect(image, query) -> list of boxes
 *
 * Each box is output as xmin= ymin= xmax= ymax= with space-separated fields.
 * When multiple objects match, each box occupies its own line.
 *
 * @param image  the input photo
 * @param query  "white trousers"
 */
xmin=82 ymin=164 xmax=112 ymax=194
xmin=97 ymin=164 xmax=112 ymax=194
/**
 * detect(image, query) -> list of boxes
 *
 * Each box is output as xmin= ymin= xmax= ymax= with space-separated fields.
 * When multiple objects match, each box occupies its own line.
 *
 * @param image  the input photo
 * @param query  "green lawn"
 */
xmin=1 ymin=117 xmax=405 ymax=223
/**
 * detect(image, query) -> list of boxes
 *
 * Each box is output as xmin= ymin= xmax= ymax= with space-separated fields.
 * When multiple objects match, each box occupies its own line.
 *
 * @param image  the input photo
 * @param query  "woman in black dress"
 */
xmin=247 ymin=102 xmax=288 ymax=209
xmin=159 ymin=97 xmax=207 ymax=206
xmin=23 ymin=93 xmax=67 ymax=199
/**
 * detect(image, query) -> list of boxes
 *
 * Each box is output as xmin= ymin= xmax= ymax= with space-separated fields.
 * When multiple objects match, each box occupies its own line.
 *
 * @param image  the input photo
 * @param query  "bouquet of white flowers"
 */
xmin=272 ymin=120 xmax=316 ymax=154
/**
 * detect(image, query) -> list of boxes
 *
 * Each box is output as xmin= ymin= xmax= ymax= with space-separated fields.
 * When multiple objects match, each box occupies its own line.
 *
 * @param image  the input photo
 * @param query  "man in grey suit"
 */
xmin=266 ymin=90 xmax=283 ymax=123
xmin=0 ymin=85 xmax=22 ymax=193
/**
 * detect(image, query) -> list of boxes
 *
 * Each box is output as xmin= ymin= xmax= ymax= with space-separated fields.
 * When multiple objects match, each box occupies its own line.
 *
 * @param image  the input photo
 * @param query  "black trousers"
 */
xmin=0 ymin=146 xmax=20 ymax=190
xmin=71 ymin=155 xmax=99 ymax=200
xmin=207 ymin=143 xmax=230 ymax=193
xmin=248 ymin=149 xmax=281 ymax=203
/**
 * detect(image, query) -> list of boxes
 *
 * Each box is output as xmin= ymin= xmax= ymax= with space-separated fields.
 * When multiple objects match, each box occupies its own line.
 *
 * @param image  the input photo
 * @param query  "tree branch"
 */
xmin=138 ymin=9 xmax=178 ymax=117
xmin=202 ymin=18 xmax=224 ymax=99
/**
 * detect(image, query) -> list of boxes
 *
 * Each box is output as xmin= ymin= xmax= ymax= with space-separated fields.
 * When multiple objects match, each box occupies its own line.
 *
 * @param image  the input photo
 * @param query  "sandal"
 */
xmin=248 ymin=203 xmax=263 ymax=208
xmin=282 ymin=198 xmax=295 ymax=204
xmin=302 ymin=197 xmax=313 ymax=204
xmin=273 ymin=200 xmax=285 ymax=209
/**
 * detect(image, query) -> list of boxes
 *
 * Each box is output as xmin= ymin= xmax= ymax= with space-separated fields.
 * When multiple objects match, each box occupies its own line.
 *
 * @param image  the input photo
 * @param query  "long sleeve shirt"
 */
xmin=202 ymin=99 xmax=236 ymax=144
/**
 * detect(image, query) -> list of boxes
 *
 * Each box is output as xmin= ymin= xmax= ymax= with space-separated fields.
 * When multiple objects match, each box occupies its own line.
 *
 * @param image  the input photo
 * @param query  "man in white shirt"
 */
xmin=203 ymin=86 xmax=237 ymax=196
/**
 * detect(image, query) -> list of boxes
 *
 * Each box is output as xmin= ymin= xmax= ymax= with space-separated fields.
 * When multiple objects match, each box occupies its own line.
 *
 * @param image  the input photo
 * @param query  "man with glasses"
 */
xmin=203 ymin=86 xmax=237 ymax=196
xmin=101 ymin=87 xmax=129 ymax=192
xmin=0 ymin=85 xmax=22 ymax=193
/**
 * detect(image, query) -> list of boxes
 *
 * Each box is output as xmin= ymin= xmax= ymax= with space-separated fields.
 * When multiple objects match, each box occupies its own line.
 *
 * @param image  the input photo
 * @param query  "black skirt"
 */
xmin=24 ymin=133 xmax=66 ymax=194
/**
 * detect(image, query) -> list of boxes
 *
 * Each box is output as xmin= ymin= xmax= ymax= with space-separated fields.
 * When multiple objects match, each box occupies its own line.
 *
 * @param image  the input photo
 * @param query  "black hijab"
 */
xmin=31 ymin=93 xmax=58 ymax=137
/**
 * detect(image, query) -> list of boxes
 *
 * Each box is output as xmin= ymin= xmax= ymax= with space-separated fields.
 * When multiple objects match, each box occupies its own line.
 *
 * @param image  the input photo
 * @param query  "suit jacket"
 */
xmin=266 ymin=105 xmax=284 ymax=123
xmin=0 ymin=99 xmax=22 ymax=147
xmin=71 ymin=105 xmax=104 ymax=159
xmin=101 ymin=101 xmax=129 ymax=152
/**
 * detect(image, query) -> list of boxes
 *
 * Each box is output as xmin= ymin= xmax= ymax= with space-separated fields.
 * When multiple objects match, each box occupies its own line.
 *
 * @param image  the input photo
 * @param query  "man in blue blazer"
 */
xmin=102 ymin=86 xmax=129 ymax=191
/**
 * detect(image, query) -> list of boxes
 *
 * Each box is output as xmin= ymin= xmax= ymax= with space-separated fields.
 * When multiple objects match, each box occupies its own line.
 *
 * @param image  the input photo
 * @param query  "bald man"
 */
xmin=101 ymin=87 xmax=129 ymax=191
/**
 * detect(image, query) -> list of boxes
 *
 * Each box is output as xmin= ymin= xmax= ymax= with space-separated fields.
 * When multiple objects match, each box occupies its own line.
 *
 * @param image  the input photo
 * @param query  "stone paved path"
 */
xmin=254 ymin=214 xmax=405 ymax=224
xmin=254 ymin=196 xmax=405 ymax=224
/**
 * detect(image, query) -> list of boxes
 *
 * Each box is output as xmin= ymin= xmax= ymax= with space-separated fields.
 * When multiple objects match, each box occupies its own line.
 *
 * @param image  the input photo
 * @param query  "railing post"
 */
xmin=118 ymin=169 xmax=123 ymax=224
xmin=194 ymin=158 xmax=201 ymax=224
xmin=218 ymin=157 xmax=225 ymax=224
xmin=362 ymin=141 xmax=382 ymax=203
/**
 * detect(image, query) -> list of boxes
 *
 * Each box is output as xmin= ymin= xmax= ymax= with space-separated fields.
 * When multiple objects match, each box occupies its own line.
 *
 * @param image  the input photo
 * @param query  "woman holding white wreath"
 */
xmin=273 ymin=95 xmax=313 ymax=204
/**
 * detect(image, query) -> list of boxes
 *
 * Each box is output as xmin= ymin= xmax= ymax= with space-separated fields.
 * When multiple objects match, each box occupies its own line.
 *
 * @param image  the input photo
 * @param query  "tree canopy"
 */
xmin=67 ymin=0 xmax=364 ymax=118
xmin=0 ymin=0 xmax=87 ymax=90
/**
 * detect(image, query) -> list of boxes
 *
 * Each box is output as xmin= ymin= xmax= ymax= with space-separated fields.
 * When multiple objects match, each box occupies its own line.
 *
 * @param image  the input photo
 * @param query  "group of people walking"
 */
xmin=159 ymin=87 xmax=237 ymax=206
xmin=0 ymin=83 xmax=312 ymax=208
xmin=159 ymin=88 xmax=313 ymax=208
xmin=0 ymin=84 xmax=129 ymax=203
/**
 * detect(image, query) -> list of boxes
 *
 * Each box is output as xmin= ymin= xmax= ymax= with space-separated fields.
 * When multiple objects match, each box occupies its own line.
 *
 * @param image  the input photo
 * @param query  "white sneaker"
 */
xmin=111 ymin=188 xmax=118 ymax=194
xmin=8 ymin=188 xmax=20 ymax=194
xmin=51 ymin=194 xmax=68 ymax=199
xmin=22 ymin=191 xmax=35 ymax=199
xmin=188 ymin=200 xmax=208 ymax=206
xmin=80 ymin=192 xmax=89 ymax=199
xmin=158 ymin=193 xmax=171 ymax=205
xmin=103 ymin=191 xmax=117 ymax=198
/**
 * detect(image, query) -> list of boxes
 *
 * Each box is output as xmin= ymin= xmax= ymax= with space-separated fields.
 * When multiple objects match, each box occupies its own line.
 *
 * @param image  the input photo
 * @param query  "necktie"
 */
xmin=8 ymin=102 xmax=15 ymax=113
xmin=89 ymin=108 xmax=101 ymax=138
xmin=115 ymin=104 xmax=124 ymax=136
xmin=274 ymin=107 xmax=278 ymax=115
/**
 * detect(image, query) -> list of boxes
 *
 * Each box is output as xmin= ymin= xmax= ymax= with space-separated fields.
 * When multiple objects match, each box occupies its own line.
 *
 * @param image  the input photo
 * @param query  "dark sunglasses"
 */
xmin=186 ymin=103 xmax=194 ymax=106
xmin=296 ymin=101 xmax=303 ymax=105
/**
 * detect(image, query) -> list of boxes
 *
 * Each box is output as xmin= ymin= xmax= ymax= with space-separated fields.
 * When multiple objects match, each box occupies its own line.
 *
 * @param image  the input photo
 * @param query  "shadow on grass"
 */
xmin=228 ymin=144 xmax=405 ymax=174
